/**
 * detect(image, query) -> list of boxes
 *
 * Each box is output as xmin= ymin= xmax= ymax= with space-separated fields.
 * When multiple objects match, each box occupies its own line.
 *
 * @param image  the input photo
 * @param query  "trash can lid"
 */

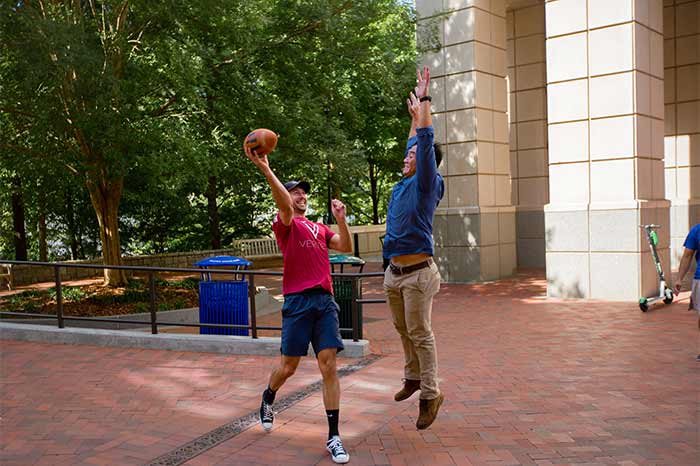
xmin=194 ymin=255 xmax=252 ymax=267
xmin=329 ymin=254 xmax=366 ymax=265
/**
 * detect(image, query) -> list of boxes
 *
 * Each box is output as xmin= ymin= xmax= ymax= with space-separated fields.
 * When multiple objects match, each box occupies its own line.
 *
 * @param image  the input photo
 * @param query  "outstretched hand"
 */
xmin=407 ymin=91 xmax=422 ymax=118
xmin=414 ymin=66 xmax=430 ymax=99
xmin=331 ymin=199 xmax=347 ymax=222
xmin=406 ymin=94 xmax=419 ymax=120
xmin=243 ymin=145 xmax=269 ymax=172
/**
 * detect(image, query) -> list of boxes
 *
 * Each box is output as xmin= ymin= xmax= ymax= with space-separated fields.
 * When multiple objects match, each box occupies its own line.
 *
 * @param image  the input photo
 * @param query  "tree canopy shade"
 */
xmin=0 ymin=0 xmax=438 ymax=284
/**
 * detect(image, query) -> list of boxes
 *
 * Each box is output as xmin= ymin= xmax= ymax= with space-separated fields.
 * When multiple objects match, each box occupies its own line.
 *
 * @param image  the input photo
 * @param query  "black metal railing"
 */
xmin=0 ymin=260 xmax=385 ymax=342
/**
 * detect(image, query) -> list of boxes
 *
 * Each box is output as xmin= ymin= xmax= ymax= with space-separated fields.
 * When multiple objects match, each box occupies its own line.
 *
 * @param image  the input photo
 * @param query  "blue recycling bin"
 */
xmin=195 ymin=256 xmax=252 ymax=336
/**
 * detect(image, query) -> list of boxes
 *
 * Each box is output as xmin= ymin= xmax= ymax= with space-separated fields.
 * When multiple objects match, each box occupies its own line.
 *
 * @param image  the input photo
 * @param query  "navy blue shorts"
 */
xmin=281 ymin=290 xmax=344 ymax=357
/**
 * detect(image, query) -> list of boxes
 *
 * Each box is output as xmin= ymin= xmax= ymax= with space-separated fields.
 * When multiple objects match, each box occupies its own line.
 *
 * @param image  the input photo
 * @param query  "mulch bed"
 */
xmin=0 ymin=277 xmax=200 ymax=318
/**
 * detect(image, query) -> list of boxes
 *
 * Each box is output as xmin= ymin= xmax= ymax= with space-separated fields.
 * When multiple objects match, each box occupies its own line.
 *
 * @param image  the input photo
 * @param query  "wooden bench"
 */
xmin=231 ymin=238 xmax=283 ymax=268
xmin=233 ymin=238 xmax=281 ymax=257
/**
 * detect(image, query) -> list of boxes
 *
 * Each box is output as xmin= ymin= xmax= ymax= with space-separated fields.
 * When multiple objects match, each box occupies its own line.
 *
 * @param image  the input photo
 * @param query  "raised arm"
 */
xmin=328 ymin=199 xmax=352 ymax=252
xmin=406 ymin=67 xmax=431 ymax=137
xmin=407 ymin=102 xmax=418 ymax=139
xmin=414 ymin=66 xmax=432 ymax=130
xmin=243 ymin=146 xmax=294 ymax=225
xmin=408 ymin=67 xmax=438 ymax=192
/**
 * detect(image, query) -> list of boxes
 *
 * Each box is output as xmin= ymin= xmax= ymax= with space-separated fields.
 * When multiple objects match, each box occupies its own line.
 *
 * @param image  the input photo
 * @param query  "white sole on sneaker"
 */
xmin=326 ymin=446 xmax=349 ymax=463
xmin=327 ymin=450 xmax=349 ymax=464
xmin=260 ymin=415 xmax=272 ymax=432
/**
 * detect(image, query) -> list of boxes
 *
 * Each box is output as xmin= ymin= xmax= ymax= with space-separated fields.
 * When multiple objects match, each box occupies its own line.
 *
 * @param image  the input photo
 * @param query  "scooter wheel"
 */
xmin=663 ymin=288 xmax=674 ymax=304
xmin=639 ymin=298 xmax=649 ymax=312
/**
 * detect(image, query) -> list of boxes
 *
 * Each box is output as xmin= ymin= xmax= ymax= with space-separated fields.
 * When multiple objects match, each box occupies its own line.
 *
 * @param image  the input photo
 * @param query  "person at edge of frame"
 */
xmin=674 ymin=223 xmax=700 ymax=362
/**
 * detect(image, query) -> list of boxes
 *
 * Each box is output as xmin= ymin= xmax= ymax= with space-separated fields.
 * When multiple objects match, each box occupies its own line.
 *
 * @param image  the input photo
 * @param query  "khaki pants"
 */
xmin=383 ymin=260 xmax=441 ymax=400
xmin=692 ymin=280 xmax=700 ymax=313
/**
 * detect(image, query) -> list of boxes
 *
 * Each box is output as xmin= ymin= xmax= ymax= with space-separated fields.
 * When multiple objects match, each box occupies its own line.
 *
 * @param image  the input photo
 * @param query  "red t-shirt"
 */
xmin=272 ymin=214 xmax=336 ymax=295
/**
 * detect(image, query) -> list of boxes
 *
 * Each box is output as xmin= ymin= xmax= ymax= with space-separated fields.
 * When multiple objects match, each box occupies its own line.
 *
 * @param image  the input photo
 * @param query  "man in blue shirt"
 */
xmin=383 ymin=67 xmax=445 ymax=429
xmin=674 ymin=223 xmax=700 ymax=361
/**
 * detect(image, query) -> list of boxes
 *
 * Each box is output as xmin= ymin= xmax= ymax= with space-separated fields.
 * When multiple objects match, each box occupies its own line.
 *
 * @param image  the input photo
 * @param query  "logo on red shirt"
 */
xmin=301 ymin=220 xmax=320 ymax=239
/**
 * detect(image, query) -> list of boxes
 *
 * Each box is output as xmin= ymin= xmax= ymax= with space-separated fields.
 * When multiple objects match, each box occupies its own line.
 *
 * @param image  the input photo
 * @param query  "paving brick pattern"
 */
xmin=2 ymin=269 xmax=698 ymax=465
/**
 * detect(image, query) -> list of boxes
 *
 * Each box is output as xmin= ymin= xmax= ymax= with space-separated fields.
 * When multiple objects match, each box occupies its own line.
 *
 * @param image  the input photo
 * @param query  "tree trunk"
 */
xmin=11 ymin=177 xmax=28 ymax=261
xmin=368 ymin=160 xmax=379 ymax=224
xmin=87 ymin=177 xmax=127 ymax=286
xmin=38 ymin=188 xmax=48 ymax=261
xmin=206 ymin=175 xmax=221 ymax=250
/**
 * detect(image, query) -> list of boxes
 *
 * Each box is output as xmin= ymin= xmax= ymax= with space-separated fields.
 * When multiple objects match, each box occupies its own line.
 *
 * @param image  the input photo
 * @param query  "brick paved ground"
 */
xmin=1 ymin=269 xmax=698 ymax=465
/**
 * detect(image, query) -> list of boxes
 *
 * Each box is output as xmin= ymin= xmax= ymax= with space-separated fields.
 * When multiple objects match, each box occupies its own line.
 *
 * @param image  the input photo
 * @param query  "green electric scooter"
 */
xmin=639 ymin=224 xmax=674 ymax=312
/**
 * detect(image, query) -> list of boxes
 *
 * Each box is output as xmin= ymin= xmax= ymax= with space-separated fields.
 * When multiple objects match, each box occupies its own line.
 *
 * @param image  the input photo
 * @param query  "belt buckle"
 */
xmin=389 ymin=263 xmax=402 ymax=275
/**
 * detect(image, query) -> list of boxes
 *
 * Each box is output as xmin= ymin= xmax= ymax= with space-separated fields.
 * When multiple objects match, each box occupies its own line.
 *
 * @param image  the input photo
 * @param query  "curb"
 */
xmin=0 ymin=322 xmax=370 ymax=358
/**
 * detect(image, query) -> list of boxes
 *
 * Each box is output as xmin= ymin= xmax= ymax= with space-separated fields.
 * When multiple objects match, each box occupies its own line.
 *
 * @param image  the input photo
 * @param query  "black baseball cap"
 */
xmin=284 ymin=180 xmax=311 ymax=193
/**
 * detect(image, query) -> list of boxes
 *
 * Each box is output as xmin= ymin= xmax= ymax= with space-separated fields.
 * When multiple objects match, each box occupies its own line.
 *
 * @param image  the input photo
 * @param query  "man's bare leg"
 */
xmin=260 ymin=355 xmax=301 ymax=431
xmin=317 ymin=348 xmax=348 ymax=463
xmin=317 ymin=348 xmax=339 ymax=410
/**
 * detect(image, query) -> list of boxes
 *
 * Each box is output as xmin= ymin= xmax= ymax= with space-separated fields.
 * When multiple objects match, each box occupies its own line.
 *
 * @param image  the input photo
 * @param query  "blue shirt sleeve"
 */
xmin=405 ymin=135 xmax=418 ymax=156
xmin=683 ymin=224 xmax=700 ymax=251
xmin=415 ymin=126 xmax=437 ymax=193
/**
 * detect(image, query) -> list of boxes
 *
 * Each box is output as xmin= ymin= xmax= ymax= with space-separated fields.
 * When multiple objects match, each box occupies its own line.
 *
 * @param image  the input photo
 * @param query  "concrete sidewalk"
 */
xmin=1 ymin=270 xmax=698 ymax=465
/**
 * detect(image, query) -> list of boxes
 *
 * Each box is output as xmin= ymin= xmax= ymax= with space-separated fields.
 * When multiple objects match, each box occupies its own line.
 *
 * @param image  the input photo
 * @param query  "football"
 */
xmin=243 ymin=128 xmax=278 ymax=156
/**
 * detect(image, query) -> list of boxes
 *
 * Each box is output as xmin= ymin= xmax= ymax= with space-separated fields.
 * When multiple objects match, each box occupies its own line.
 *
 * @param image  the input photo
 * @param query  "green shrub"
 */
xmin=47 ymin=286 xmax=86 ymax=302
xmin=90 ymin=294 xmax=116 ymax=305
xmin=21 ymin=301 xmax=39 ymax=313
xmin=133 ymin=302 xmax=149 ymax=313
xmin=170 ymin=299 xmax=187 ymax=309
xmin=6 ymin=295 xmax=40 ymax=313
xmin=126 ymin=279 xmax=145 ymax=290
xmin=90 ymin=289 xmax=148 ymax=305
xmin=122 ymin=290 xmax=149 ymax=303
xmin=154 ymin=278 xmax=169 ymax=287
xmin=169 ymin=277 xmax=199 ymax=289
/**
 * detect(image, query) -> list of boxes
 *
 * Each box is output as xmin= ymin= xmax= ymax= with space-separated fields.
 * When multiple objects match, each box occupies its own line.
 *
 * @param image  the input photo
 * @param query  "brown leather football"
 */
xmin=243 ymin=128 xmax=278 ymax=156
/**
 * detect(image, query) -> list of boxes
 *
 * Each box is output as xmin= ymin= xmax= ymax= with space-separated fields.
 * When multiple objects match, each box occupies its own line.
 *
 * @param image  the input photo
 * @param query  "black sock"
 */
xmin=263 ymin=386 xmax=276 ymax=405
xmin=326 ymin=409 xmax=339 ymax=439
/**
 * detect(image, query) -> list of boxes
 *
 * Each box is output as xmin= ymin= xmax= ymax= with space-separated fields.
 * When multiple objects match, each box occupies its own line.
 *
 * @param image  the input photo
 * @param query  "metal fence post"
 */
xmin=149 ymin=272 xmax=158 ymax=334
xmin=248 ymin=274 xmax=258 ymax=339
xmin=54 ymin=265 xmax=64 ymax=329
xmin=351 ymin=276 xmax=359 ymax=342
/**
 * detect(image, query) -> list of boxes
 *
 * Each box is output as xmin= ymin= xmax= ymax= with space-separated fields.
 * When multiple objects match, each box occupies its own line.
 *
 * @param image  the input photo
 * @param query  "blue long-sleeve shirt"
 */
xmin=383 ymin=126 xmax=444 ymax=258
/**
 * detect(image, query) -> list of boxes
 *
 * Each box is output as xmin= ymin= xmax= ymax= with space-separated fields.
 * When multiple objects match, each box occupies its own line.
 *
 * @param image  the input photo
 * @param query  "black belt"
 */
xmin=389 ymin=259 xmax=432 ymax=276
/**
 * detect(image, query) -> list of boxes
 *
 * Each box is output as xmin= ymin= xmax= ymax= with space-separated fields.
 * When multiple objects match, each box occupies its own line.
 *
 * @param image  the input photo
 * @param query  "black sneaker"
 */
xmin=326 ymin=435 xmax=350 ymax=464
xmin=696 ymin=354 xmax=700 ymax=362
xmin=259 ymin=399 xmax=274 ymax=432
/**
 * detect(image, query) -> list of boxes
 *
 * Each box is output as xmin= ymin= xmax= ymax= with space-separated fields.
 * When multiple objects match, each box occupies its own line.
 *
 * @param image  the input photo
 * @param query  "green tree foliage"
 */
xmin=0 ymin=0 xmax=433 ymax=273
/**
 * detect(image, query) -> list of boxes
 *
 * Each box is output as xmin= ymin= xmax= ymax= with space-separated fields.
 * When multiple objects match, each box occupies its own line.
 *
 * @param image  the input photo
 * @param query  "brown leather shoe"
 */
xmin=394 ymin=379 xmax=421 ymax=402
xmin=416 ymin=392 xmax=444 ymax=430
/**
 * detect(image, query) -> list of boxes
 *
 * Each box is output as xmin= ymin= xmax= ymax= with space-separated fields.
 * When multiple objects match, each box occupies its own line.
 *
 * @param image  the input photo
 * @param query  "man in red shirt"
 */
xmin=244 ymin=145 xmax=353 ymax=464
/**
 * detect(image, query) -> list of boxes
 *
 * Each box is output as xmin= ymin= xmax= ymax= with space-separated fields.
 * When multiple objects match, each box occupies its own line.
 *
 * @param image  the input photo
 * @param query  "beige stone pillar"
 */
xmin=544 ymin=0 xmax=670 ymax=299
xmin=417 ymin=0 xmax=517 ymax=282
xmin=663 ymin=0 xmax=700 ymax=270
xmin=507 ymin=2 xmax=549 ymax=269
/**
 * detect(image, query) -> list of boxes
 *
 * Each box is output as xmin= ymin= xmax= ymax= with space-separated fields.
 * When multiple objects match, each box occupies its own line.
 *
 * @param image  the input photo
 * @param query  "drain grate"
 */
xmin=146 ymin=354 xmax=382 ymax=466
